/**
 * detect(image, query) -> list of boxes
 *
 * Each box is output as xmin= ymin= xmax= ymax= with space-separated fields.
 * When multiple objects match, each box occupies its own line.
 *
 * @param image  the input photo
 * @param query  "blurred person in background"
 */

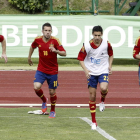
xmin=133 ymin=32 xmax=140 ymax=86
xmin=0 ymin=35 xmax=7 ymax=63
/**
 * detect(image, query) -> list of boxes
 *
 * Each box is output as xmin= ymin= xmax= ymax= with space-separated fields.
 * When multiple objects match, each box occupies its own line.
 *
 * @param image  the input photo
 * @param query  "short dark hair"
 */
xmin=42 ymin=23 xmax=52 ymax=30
xmin=92 ymin=25 xmax=103 ymax=34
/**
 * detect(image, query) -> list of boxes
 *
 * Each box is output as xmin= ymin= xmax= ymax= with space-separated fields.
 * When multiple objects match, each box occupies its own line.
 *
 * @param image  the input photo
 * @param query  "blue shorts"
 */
xmin=34 ymin=70 xmax=58 ymax=89
xmin=87 ymin=73 xmax=109 ymax=88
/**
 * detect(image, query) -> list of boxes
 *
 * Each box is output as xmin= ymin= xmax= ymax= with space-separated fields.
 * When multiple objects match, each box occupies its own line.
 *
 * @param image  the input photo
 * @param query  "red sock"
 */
xmin=50 ymin=93 xmax=57 ymax=112
xmin=89 ymin=100 xmax=96 ymax=123
xmin=100 ymin=90 xmax=108 ymax=102
xmin=34 ymin=89 xmax=46 ymax=103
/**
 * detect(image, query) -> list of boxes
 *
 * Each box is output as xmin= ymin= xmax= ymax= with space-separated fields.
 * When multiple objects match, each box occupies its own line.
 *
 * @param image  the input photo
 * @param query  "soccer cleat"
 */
xmin=42 ymin=102 xmax=47 ymax=113
xmin=99 ymin=102 xmax=105 ymax=112
xmin=91 ymin=123 xmax=97 ymax=130
xmin=49 ymin=111 xmax=56 ymax=118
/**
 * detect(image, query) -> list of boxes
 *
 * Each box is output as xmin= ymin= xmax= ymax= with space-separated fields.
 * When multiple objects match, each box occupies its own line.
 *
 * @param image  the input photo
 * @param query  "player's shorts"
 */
xmin=87 ymin=73 xmax=109 ymax=88
xmin=34 ymin=70 xmax=58 ymax=89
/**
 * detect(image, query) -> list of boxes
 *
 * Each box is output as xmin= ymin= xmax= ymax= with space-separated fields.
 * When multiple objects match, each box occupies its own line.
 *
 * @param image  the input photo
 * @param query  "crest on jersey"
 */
xmin=39 ymin=45 xmax=41 ymax=47
xmin=50 ymin=43 xmax=54 ymax=48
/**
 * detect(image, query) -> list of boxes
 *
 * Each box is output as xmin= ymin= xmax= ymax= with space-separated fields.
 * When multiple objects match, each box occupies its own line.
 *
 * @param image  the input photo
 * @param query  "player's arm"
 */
xmin=28 ymin=39 xmax=37 ymax=66
xmin=109 ymin=55 xmax=113 ymax=74
xmin=50 ymin=47 xmax=66 ymax=56
xmin=28 ymin=46 xmax=35 ymax=66
xmin=0 ymin=35 xmax=7 ymax=63
xmin=79 ymin=61 xmax=91 ymax=79
xmin=135 ymin=54 xmax=140 ymax=59
xmin=108 ymin=42 xmax=113 ymax=75
xmin=56 ymin=50 xmax=66 ymax=56
xmin=50 ymin=38 xmax=66 ymax=56
xmin=133 ymin=46 xmax=140 ymax=59
xmin=77 ymin=44 xmax=91 ymax=79
xmin=133 ymin=38 xmax=140 ymax=60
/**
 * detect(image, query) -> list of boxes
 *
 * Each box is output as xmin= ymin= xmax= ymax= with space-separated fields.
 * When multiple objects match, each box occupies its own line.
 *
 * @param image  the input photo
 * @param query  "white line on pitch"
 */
xmin=79 ymin=117 xmax=116 ymax=140
xmin=0 ymin=116 xmax=140 ymax=119
xmin=0 ymin=104 xmax=140 ymax=107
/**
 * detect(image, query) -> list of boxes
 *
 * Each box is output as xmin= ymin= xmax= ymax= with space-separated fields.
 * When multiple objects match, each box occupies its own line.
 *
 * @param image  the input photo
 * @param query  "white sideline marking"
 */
xmin=0 ymin=116 xmax=140 ymax=119
xmin=80 ymin=117 xmax=116 ymax=140
xmin=0 ymin=104 xmax=140 ymax=107
xmin=0 ymin=70 xmax=27 ymax=71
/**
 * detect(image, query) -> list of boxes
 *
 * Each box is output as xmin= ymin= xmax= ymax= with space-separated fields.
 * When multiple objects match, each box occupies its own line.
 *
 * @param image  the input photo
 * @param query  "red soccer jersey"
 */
xmin=133 ymin=36 xmax=140 ymax=59
xmin=77 ymin=40 xmax=113 ymax=61
xmin=0 ymin=35 xmax=4 ymax=42
xmin=31 ymin=36 xmax=66 ymax=75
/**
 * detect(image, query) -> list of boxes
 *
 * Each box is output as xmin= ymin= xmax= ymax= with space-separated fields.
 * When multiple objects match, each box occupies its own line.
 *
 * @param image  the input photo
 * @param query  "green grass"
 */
xmin=0 ymin=57 xmax=139 ymax=70
xmin=0 ymin=57 xmax=139 ymax=71
xmin=0 ymin=107 xmax=140 ymax=140
xmin=0 ymin=57 xmax=138 ymax=66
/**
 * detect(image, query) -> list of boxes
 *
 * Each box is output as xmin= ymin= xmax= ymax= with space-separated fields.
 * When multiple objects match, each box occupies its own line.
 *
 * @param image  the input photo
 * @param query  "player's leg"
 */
xmin=89 ymin=86 xmax=96 ymax=120
xmin=99 ymin=74 xmax=109 ymax=112
xmin=49 ymin=89 xmax=57 ymax=118
xmin=88 ymin=75 xmax=98 ymax=130
xmin=47 ymin=74 xmax=58 ymax=118
xmin=34 ymin=70 xmax=47 ymax=113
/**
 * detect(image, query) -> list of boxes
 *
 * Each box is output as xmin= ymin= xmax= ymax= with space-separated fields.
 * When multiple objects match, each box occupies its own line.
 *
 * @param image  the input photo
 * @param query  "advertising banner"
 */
xmin=0 ymin=15 xmax=139 ymax=58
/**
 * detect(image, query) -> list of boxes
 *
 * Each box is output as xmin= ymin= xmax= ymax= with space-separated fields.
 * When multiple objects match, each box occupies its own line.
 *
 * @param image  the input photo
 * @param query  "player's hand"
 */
xmin=85 ymin=69 xmax=91 ymax=79
xmin=1 ymin=54 xmax=7 ymax=63
xmin=28 ymin=58 xmax=33 ymax=66
xmin=109 ymin=67 xmax=112 ymax=75
xmin=49 ymin=47 xmax=58 ymax=53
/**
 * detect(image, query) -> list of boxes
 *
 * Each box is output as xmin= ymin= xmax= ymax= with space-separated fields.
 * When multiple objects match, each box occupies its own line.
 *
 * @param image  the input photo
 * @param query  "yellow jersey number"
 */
xmin=43 ymin=51 xmax=48 ymax=56
xmin=103 ymin=76 xmax=109 ymax=81
xmin=53 ymin=81 xmax=57 ymax=87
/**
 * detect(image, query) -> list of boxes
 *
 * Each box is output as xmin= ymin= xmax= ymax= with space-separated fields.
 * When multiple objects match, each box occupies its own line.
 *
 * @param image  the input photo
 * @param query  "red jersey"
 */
xmin=133 ymin=36 xmax=140 ymax=59
xmin=78 ymin=40 xmax=113 ymax=61
xmin=0 ymin=35 xmax=4 ymax=42
xmin=31 ymin=36 xmax=66 ymax=75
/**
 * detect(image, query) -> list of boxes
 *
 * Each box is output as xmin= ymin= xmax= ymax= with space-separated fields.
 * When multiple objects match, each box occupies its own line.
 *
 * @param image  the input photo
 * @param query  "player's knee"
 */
xmin=34 ymin=83 xmax=41 ymax=90
xmin=90 ymin=97 xmax=96 ymax=102
xmin=90 ymin=93 xmax=96 ymax=101
xmin=101 ymin=87 xmax=108 ymax=93
xmin=49 ymin=89 xmax=55 ymax=95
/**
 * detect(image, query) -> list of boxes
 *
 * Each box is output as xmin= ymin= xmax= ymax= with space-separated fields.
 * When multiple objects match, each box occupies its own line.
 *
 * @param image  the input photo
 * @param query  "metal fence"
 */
xmin=45 ymin=0 xmax=109 ymax=15
xmin=45 ymin=0 xmax=139 ymax=16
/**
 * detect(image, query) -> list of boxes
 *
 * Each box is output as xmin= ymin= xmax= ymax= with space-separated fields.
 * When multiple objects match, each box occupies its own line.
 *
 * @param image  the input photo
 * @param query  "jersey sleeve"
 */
xmin=0 ymin=35 xmax=4 ymax=42
xmin=31 ymin=39 xmax=38 ymax=48
xmin=107 ymin=41 xmax=113 ymax=56
xmin=77 ymin=43 xmax=87 ymax=61
xmin=133 ymin=37 xmax=140 ymax=59
xmin=55 ymin=38 xmax=66 ymax=51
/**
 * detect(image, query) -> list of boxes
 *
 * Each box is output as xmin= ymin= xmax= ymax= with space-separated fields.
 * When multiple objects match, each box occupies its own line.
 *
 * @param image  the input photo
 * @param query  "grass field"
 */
xmin=0 ymin=107 xmax=140 ymax=140
xmin=0 ymin=57 xmax=139 ymax=71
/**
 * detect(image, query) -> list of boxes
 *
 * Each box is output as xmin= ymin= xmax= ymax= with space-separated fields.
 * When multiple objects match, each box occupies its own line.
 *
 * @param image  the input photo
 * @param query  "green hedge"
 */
xmin=8 ymin=0 xmax=49 ymax=13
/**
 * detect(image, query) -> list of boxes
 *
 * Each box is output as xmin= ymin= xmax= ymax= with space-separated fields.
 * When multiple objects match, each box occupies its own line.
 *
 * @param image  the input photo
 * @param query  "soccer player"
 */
xmin=28 ymin=23 xmax=66 ymax=118
xmin=77 ymin=26 xmax=113 ymax=130
xmin=133 ymin=34 xmax=140 ymax=85
xmin=0 ymin=35 xmax=7 ymax=63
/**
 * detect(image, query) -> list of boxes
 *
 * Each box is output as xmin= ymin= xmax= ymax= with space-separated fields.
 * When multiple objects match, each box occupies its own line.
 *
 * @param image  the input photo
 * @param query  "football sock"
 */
xmin=34 ymin=89 xmax=46 ymax=103
xmin=100 ymin=89 xmax=108 ymax=102
xmin=89 ymin=100 xmax=96 ymax=123
xmin=50 ymin=93 xmax=57 ymax=112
